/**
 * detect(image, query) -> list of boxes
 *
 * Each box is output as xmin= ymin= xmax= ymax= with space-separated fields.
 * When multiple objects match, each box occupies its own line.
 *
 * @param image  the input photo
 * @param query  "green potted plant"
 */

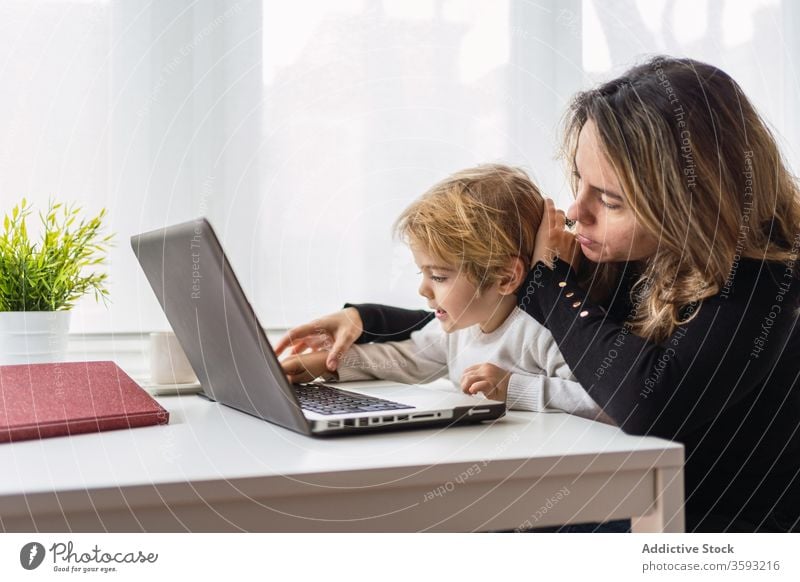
xmin=0 ymin=199 xmax=113 ymax=365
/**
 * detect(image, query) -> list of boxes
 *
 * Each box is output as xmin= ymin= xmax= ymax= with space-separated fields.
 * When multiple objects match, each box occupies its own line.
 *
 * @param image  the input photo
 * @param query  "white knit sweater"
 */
xmin=334 ymin=307 xmax=613 ymax=423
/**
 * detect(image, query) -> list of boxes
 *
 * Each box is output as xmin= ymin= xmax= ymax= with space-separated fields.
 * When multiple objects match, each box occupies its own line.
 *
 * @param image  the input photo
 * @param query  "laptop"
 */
xmin=131 ymin=218 xmax=506 ymax=436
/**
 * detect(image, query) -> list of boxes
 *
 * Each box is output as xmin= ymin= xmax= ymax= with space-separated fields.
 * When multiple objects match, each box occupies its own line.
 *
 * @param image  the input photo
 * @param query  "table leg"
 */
xmin=632 ymin=465 xmax=684 ymax=533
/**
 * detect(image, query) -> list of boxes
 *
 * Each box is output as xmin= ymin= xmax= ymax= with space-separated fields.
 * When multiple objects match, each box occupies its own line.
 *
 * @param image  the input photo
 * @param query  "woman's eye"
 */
xmin=417 ymin=271 xmax=447 ymax=283
xmin=600 ymin=195 xmax=621 ymax=210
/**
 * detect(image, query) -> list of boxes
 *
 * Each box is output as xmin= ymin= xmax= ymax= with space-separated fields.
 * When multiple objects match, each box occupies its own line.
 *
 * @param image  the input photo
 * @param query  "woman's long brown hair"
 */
xmin=564 ymin=56 xmax=800 ymax=342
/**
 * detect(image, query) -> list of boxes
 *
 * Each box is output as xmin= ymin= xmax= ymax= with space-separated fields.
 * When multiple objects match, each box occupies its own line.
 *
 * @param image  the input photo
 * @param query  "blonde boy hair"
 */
xmin=395 ymin=164 xmax=544 ymax=291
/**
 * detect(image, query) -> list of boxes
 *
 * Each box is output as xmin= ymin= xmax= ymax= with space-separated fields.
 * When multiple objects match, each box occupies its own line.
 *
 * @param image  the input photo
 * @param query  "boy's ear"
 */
xmin=497 ymin=257 xmax=526 ymax=295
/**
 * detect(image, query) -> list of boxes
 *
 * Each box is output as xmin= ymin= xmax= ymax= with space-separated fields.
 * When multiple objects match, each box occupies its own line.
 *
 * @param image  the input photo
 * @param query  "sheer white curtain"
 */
xmin=110 ymin=0 xmax=264 ymax=334
xmin=0 ymin=0 xmax=796 ymax=333
xmin=258 ymin=0 xmax=800 ymax=327
xmin=0 ymin=0 xmax=263 ymax=333
xmin=254 ymin=0 xmax=582 ymax=327
xmin=0 ymin=1 xmax=112 ymax=327
xmin=581 ymin=0 xmax=799 ymax=169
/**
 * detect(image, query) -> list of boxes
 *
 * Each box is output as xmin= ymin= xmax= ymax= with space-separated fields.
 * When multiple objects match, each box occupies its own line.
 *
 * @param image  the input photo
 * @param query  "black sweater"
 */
xmin=350 ymin=258 xmax=800 ymax=531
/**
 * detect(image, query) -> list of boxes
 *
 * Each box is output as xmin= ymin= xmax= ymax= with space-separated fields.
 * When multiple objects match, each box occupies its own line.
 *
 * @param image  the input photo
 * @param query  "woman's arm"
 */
xmin=344 ymin=303 xmax=434 ymax=344
xmin=274 ymin=304 xmax=434 ymax=373
xmin=517 ymin=258 xmax=800 ymax=438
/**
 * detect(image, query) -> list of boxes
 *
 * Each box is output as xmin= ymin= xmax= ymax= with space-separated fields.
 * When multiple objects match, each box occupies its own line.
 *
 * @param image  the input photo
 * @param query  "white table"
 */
xmin=0 ymin=381 xmax=684 ymax=532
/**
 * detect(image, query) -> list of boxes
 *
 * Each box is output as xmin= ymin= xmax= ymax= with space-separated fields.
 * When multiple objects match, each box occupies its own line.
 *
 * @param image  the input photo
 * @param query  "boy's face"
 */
xmin=411 ymin=245 xmax=507 ymax=334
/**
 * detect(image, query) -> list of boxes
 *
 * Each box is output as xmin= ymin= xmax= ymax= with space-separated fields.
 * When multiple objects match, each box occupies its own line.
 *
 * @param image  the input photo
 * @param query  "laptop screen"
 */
xmin=131 ymin=218 xmax=310 ymax=435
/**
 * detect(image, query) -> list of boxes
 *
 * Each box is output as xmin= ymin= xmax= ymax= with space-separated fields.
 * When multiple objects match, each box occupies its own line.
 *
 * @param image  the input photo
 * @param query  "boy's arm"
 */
xmin=508 ymin=313 xmax=614 ymax=422
xmin=334 ymin=319 xmax=449 ymax=384
xmin=333 ymin=341 xmax=445 ymax=383
xmin=506 ymin=373 xmax=615 ymax=424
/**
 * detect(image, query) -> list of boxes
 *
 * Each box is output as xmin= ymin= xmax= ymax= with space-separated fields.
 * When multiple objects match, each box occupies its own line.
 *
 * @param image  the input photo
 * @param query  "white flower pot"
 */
xmin=0 ymin=311 xmax=72 ymax=365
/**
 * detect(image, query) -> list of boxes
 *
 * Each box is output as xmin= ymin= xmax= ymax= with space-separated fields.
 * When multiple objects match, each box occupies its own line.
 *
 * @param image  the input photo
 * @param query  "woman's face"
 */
xmin=566 ymin=119 xmax=660 ymax=263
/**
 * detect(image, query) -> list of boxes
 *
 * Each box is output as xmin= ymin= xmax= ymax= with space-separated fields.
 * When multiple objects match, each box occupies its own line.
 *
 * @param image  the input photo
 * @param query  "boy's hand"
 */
xmin=460 ymin=363 xmax=510 ymax=402
xmin=281 ymin=351 xmax=333 ymax=384
xmin=531 ymin=198 xmax=581 ymax=271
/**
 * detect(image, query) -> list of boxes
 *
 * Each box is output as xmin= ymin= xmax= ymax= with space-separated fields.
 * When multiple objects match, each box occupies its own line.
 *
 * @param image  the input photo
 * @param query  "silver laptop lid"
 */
xmin=131 ymin=218 xmax=311 ymax=436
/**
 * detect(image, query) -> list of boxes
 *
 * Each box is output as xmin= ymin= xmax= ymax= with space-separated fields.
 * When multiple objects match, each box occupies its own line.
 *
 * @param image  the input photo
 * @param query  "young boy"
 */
xmin=281 ymin=164 xmax=611 ymax=421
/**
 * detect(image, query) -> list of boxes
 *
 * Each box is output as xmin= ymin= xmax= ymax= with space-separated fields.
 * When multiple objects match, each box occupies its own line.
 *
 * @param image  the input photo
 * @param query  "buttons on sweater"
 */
xmin=557 ymin=278 xmax=588 ymax=316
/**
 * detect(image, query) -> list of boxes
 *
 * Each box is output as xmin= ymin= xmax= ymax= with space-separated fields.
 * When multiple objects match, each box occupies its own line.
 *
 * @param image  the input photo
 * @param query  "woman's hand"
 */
xmin=460 ymin=363 xmax=511 ymax=401
xmin=531 ymin=198 xmax=581 ymax=271
xmin=281 ymin=351 xmax=332 ymax=384
xmin=273 ymin=307 xmax=363 ymax=372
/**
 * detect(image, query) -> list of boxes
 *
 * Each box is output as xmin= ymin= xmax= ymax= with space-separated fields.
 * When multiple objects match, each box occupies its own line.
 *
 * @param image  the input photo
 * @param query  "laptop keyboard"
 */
xmin=293 ymin=383 xmax=413 ymax=415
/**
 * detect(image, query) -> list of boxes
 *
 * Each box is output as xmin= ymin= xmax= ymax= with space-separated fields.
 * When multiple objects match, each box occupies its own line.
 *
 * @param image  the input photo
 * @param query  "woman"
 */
xmin=275 ymin=56 xmax=800 ymax=533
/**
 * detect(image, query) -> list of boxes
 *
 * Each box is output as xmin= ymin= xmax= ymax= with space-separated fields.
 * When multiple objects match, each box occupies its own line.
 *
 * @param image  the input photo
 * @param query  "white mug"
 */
xmin=149 ymin=331 xmax=198 ymax=385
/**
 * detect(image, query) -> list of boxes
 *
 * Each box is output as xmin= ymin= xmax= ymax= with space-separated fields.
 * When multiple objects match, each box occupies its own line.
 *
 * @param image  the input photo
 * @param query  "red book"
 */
xmin=0 ymin=361 xmax=169 ymax=443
